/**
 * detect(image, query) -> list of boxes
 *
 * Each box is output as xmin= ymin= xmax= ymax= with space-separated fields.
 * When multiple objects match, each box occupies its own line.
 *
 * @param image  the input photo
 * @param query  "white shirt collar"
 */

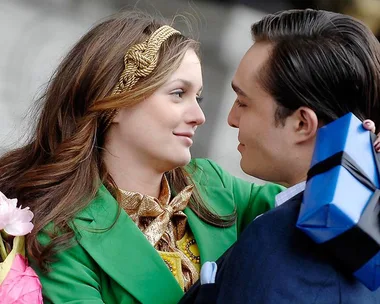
xmin=275 ymin=181 xmax=306 ymax=207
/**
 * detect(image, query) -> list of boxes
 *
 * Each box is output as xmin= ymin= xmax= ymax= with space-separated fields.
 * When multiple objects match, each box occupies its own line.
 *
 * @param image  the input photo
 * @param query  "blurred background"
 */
xmin=0 ymin=0 xmax=379 ymax=182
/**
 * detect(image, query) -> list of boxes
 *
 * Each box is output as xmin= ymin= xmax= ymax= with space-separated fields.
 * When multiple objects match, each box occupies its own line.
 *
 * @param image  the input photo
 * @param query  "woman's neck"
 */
xmin=103 ymin=151 xmax=164 ymax=198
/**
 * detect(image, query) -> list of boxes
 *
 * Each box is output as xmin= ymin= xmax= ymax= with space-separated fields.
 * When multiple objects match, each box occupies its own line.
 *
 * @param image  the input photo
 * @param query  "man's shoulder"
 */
xmin=238 ymin=192 xmax=319 ymax=259
xmin=252 ymin=193 xmax=303 ymax=230
xmin=231 ymin=192 xmax=380 ymax=303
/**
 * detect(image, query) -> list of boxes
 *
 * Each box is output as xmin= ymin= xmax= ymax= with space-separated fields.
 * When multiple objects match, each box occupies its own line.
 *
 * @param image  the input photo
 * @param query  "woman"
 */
xmin=0 ymin=10 xmax=376 ymax=304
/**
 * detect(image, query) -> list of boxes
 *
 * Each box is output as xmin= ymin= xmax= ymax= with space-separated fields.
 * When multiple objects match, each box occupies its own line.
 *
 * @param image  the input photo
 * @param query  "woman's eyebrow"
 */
xmin=167 ymin=78 xmax=203 ymax=93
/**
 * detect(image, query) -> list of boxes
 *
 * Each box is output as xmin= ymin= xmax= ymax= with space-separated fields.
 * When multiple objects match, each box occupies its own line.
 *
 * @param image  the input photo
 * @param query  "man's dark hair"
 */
xmin=252 ymin=9 xmax=380 ymax=128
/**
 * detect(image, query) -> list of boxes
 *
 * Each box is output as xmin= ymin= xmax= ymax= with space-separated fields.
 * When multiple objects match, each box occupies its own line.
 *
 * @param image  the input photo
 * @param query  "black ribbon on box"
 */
xmin=306 ymin=133 xmax=380 ymax=274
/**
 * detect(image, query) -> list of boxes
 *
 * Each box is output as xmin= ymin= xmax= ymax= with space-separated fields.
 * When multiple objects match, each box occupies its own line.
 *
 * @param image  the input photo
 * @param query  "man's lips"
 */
xmin=238 ymin=143 xmax=245 ymax=151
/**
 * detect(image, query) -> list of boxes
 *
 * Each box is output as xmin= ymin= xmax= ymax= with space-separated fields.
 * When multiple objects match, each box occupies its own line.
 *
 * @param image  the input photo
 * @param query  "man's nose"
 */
xmin=227 ymin=104 xmax=239 ymax=128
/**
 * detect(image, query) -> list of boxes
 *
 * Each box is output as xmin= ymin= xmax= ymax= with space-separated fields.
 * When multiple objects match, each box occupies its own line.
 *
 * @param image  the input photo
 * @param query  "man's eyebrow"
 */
xmin=231 ymin=82 xmax=248 ymax=98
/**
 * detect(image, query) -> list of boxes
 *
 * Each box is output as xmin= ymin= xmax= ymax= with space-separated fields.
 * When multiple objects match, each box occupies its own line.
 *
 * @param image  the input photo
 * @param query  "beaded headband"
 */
xmin=103 ymin=25 xmax=181 ymax=128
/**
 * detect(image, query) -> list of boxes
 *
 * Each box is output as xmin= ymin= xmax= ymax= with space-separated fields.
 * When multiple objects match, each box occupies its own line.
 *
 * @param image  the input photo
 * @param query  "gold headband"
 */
xmin=102 ymin=25 xmax=181 ymax=129
xmin=112 ymin=25 xmax=181 ymax=95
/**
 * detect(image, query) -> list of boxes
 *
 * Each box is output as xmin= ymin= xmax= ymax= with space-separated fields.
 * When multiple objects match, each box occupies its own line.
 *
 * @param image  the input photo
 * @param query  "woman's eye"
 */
xmin=171 ymin=90 xmax=184 ymax=98
xmin=196 ymin=96 xmax=204 ymax=104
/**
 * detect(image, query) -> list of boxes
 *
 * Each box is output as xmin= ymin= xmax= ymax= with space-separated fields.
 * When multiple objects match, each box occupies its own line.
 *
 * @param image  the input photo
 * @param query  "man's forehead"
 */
xmin=240 ymin=42 xmax=272 ymax=76
xmin=233 ymin=42 xmax=272 ymax=93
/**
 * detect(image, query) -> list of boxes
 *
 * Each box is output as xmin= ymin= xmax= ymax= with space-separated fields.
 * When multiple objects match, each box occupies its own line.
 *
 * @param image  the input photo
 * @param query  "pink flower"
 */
xmin=0 ymin=192 xmax=34 ymax=236
xmin=0 ymin=254 xmax=43 ymax=303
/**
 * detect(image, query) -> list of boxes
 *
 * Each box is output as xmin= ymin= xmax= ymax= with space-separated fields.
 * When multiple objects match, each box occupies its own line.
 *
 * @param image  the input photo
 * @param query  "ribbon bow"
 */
xmin=120 ymin=177 xmax=193 ymax=247
xmin=141 ymin=184 xmax=193 ymax=246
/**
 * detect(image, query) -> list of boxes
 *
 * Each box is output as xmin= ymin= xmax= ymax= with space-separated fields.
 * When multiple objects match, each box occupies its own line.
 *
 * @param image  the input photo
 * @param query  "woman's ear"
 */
xmin=112 ymin=111 xmax=122 ymax=124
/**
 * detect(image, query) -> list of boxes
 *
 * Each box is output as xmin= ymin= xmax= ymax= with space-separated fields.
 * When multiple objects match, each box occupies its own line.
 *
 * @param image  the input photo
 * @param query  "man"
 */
xmin=180 ymin=9 xmax=380 ymax=303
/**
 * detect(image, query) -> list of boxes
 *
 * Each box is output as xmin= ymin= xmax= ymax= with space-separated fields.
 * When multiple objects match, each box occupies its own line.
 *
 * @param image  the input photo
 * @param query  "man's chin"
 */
xmin=240 ymin=162 xmax=290 ymax=186
xmin=240 ymin=160 xmax=271 ymax=182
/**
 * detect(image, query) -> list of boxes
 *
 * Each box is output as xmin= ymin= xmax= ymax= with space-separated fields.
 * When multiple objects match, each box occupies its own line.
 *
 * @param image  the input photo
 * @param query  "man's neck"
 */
xmin=277 ymin=176 xmax=307 ymax=188
xmin=287 ymin=176 xmax=307 ymax=188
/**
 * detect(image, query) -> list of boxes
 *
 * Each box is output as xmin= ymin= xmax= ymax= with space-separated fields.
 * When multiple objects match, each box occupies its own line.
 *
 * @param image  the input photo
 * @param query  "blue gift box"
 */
xmin=296 ymin=112 xmax=380 ymax=291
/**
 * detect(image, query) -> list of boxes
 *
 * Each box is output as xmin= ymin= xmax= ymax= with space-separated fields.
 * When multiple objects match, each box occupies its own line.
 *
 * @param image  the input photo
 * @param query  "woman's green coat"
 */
xmin=34 ymin=159 xmax=283 ymax=303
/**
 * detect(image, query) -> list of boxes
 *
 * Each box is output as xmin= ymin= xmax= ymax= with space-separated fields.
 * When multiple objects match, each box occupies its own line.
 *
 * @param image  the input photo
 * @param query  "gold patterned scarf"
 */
xmin=119 ymin=176 xmax=199 ymax=290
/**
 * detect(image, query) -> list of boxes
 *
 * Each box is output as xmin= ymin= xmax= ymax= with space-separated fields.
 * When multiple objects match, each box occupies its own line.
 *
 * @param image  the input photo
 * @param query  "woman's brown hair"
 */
xmin=0 ymin=11 xmax=235 ymax=271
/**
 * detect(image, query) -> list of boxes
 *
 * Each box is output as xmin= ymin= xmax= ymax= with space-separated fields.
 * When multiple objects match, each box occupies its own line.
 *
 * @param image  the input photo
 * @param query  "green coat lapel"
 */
xmin=73 ymin=162 xmax=238 ymax=303
xmin=185 ymin=164 xmax=237 ymax=263
xmin=74 ymin=185 xmax=183 ymax=304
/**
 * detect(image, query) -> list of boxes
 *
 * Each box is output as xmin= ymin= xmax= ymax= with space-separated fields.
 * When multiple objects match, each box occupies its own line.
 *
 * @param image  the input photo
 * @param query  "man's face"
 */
xmin=228 ymin=42 xmax=294 ymax=185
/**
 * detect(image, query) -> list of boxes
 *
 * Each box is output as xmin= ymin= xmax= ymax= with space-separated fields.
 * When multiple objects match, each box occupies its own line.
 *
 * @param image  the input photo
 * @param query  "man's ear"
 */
xmin=289 ymin=107 xmax=318 ymax=144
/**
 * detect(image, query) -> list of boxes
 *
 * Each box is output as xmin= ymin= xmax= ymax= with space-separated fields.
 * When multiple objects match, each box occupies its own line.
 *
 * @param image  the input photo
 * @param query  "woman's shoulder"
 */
xmin=189 ymin=157 xmax=219 ymax=168
xmin=186 ymin=158 xmax=231 ymax=186
xmin=187 ymin=158 xmax=228 ymax=177
xmin=74 ymin=184 xmax=119 ymax=227
xmin=38 ymin=185 xmax=118 ymax=242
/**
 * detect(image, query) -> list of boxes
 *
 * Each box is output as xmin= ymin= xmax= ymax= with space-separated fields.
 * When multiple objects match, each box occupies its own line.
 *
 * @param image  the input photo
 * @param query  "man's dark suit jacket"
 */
xmin=179 ymin=193 xmax=380 ymax=304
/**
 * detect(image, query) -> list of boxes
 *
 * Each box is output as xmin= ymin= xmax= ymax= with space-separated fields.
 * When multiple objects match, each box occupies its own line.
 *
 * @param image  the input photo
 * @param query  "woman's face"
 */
xmin=107 ymin=49 xmax=205 ymax=173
